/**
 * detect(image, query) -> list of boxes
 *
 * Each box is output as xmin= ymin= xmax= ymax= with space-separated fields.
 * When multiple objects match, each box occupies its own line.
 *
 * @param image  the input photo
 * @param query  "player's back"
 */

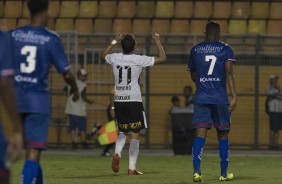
xmin=189 ymin=41 xmax=235 ymax=104
xmin=10 ymin=25 xmax=69 ymax=114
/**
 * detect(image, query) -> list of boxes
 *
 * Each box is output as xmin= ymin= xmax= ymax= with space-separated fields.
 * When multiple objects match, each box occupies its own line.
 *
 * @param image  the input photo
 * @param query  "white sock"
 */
xmin=129 ymin=139 xmax=140 ymax=170
xmin=115 ymin=132 xmax=126 ymax=157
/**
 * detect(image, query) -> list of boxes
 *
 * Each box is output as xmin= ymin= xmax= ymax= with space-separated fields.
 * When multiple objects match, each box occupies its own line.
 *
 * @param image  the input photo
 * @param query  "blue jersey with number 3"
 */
xmin=9 ymin=26 xmax=70 ymax=114
xmin=188 ymin=41 xmax=235 ymax=104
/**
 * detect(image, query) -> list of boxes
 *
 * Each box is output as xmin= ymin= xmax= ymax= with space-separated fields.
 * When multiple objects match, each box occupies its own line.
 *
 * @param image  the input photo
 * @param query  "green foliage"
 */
xmin=11 ymin=153 xmax=282 ymax=184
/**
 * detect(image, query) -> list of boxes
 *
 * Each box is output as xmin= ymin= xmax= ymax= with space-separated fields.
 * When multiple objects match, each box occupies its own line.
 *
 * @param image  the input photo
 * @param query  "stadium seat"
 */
xmin=152 ymin=19 xmax=170 ymax=34
xmin=22 ymin=1 xmax=30 ymax=18
xmin=232 ymin=2 xmax=250 ymax=19
xmin=193 ymin=1 xmax=212 ymax=18
xmin=132 ymin=19 xmax=151 ymax=34
xmin=174 ymin=1 xmax=193 ymax=18
xmin=267 ymin=20 xmax=282 ymax=35
xmin=0 ymin=1 xmax=3 ymax=17
xmin=171 ymin=20 xmax=189 ymax=34
xmin=228 ymin=20 xmax=247 ymax=34
xmin=270 ymin=2 xmax=282 ymax=19
xmin=213 ymin=2 xmax=231 ymax=18
xmin=48 ymin=1 xmax=60 ymax=18
xmin=93 ymin=19 xmax=112 ymax=33
xmin=136 ymin=1 xmax=155 ymax=18
xmin=3 ymin=1 xmax=22 ymax=18
xmin=190 ymin=20 xmax=207 ymax=34
xmin=155 ymin=1 xmax=174 ymax=18
xmin=248 ymin=20 xmax=266 ymax=34
xmin=113 ymin=19 xmax=132 ymax=34
xmin=215 ymin=20 xmax=228 ymax=34
xmin=251 ymin=2 xmax=269 ymax=19
xmin=0 ymin=19 xmax=17 ymax=30
xmin=78 ymin=1 xmax=98 ymax=18
xmin=55 ymin=19 xmax=74 ymax=31
xmin=47 ymin=18 xmax=55 ymax=30
xmin=75 ymin=19 xmax=93 ymax=34
xmin=117 ymin=1 xmax=136 ymax=18
xmin=98 ymin=1 xmax=117 ymax=18
xmin=59 ymin=1 xmax=79 ymax=18
xmin=17 ymin=19 xmax=30 ymax=27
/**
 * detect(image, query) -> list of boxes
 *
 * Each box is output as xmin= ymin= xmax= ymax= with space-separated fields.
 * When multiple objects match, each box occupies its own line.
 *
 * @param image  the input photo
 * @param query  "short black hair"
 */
xmin=205 ymin=21 xmax=220 ymax=35
xmin=171 ymin=95 xmax=180 ymax=103
xmin=27 ymin=0 xmax=49 ymax=17
xmin=121 ymin=34 xmax=136 ymax=54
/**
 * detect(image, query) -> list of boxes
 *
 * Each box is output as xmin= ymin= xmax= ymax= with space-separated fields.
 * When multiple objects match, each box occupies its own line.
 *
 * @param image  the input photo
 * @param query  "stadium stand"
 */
xmin=132 ymin=19 xmax=151 ymax=34
xmin=152 ymin=19 xmax=170 ymax=33
xmin=117 ymin=1 xmax=136 ymax=18
xmin=0 ymin=18 xmax=17 ymax=30
xmin=48 ymin=1 xmax=60 ymax=18
xmin=136 ymin=1 xmax=155 ymax=18
xmin=55 ymin=18 xmax=74 ymax=31
xmin=93 ymin=19 xmax=112 ymax=33
xmin=113 ymin=19 xmax=132 ymax=34
xmin=17 ymin=18 xmax=30 ymax=27
xmin=190 ymin=20 xmax=207 ymax=34
xmin=228 ymin=20 xmax=248 ymax=34
xmin=97 ymin=1 xmax=117 ymax=18
xmin=78 ymin=1 xmax=98 ymax=18
xmin=213 ymin=1 xmax=231 ymax=19
xmin=251 ymin=2 xmax=269 ymax=19
xmin=170 ymin=20 xmax=189 ymax=34
xmin=0 ymin=1 xmax=3 ymax=17
xmin=193 ymin=1 xmax=212 ymax=18
xmin=248 ymin=20 xmax=266 ymax=34
xmin=75 ymin=19 xmax=93 ymax=34
xmin=174 ymin=1 xmax=193 ymax=18
xmin=155 ymin=1 xmax=174 ymax=18
xmin=232 ymin=2 xmax=250 ymax=19
xmin=59 ymin=1 xmax=79 ymax=18
xmin=3 ymin=1 xmax=22 ymax=18
xmin=267 ymin=20 xmax=282 ymax=35
xmin=270 ymin=2 xmax=282 ymax=20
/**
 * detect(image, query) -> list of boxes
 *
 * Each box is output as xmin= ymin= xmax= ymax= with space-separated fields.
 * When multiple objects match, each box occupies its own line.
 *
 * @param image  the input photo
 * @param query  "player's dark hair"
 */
xmin=205 ymin=21 xmax=220 ymax=35
xmin=121 ymin=34 xmax=136 ymax=54
xmin=27 ymin=0 xmax=49 ymax=17
xmin=171 ymin=95 xmax=180 ymax=103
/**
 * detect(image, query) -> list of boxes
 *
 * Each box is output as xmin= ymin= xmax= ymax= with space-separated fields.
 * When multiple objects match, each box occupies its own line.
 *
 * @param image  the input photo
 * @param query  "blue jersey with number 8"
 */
xmin=9 ymin=26 xmax=70 ymax=114
xmin=188 ymin=41 xmax=235 ymax=104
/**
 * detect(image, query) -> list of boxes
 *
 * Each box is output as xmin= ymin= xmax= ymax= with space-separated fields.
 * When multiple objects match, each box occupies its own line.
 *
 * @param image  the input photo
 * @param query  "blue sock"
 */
xmin=36 ymin=164 xmax=43 ymax=184
xmin=22 ymin=160 xmax=40 ymax=184
xmin=219 ymin=139 xmax=230 ymax=177
xmin=192 ymin=137 xmax=205 ymax=174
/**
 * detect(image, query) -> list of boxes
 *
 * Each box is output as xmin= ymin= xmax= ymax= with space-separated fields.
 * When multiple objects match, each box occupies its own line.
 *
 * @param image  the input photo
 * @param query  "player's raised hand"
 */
xmin=229 ymin=97 xmax=237 ymax=111
xmin=7 ymin=131 xmax=23 ymax=164
xmin=152 ymin=31 xmax=161 ymax=42
xmin=115 ymin=28 xmax=123 ymax=42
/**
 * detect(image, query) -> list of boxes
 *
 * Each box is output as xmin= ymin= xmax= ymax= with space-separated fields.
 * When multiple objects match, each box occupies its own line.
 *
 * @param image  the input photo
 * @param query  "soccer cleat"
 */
xmin=111 ymin=154 xmax=120 ymax=173
xmin=219 ymin=173 xmax=234 ymax=181
xmin=193 ymin=173 xmax=202 ymax=182
xmin=128 ymin=169 xmax=143 ymax=175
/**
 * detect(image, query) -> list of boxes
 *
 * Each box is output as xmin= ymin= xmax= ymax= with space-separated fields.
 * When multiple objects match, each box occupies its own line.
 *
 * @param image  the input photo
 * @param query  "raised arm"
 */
xmin=152 ymin=32 xmax=166 ymax=65
xmin=225 ymin=60 xmax=237 ymax=111
xmin=100 ymin=29 xmax=123 ymax=61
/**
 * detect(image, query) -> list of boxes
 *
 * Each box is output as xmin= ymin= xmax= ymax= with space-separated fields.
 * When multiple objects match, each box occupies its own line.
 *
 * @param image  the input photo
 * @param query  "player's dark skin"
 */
xmin=190 ymin=30 xmax=237 ymax=141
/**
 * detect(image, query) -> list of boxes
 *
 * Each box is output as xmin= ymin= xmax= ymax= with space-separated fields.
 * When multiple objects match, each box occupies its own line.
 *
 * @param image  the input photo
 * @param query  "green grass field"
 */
xmin=10 ymin=150 xmax=282 ymax=184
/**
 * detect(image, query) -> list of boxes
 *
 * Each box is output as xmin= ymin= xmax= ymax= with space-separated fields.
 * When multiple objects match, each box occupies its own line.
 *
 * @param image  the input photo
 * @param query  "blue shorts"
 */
xmin=68 ymin=115 xmax=87 ymax=132
xmin=21 ymin=113 xmax=50 ymax=150
xmin=192 ymin=104 xmax=231 ymax=130
xmin=0 ymin=125 xmax=9 ymax=180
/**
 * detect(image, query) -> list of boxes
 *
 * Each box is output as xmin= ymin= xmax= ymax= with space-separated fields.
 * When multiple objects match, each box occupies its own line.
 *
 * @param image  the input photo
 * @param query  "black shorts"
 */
xmin=269 ymin=112 xmax=282 ymax=131
xmin=114 ymin=102 xmax=147 ymax=133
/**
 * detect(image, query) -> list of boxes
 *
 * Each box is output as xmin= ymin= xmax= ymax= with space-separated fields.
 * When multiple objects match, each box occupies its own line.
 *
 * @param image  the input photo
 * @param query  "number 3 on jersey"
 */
xmin=21 ymin=45 xmax=37 ymax=73
xmin=205 ymin=55 xmax=217 ymax=75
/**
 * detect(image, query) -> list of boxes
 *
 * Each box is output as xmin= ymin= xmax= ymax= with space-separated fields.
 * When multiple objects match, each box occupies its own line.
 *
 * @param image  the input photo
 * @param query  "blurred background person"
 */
xmin=266 ymin=74 xmax=282 ymax=150
xmin=65 ymin=69 xmax=93 ymax=149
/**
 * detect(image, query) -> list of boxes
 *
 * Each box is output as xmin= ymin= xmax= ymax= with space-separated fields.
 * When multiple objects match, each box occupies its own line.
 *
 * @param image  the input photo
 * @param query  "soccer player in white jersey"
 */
xmin=101 ymin=30 xmax=166 ymax=175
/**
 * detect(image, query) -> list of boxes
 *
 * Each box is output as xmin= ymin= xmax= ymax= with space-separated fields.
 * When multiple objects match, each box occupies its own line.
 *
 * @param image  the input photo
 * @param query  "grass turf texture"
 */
xmin=11 ymin=153 xmax=282 ymax=184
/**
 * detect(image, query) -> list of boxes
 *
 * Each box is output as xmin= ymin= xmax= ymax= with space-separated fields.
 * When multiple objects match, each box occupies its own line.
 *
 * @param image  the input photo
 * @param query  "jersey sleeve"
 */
xmin=188 ymin=49 xmax=196 ymax=71
xmin=225 ymin=46 xmax=236 ymax=63
xmin=138 ymin=55 xmax=154 ymax=67
xmin=0 ymin=32 xmax=14 ymax=77
xmin=105 ymin=53 xmax=116 ymax=65
xmin=48 ymin=36 xmax=71 ymax=73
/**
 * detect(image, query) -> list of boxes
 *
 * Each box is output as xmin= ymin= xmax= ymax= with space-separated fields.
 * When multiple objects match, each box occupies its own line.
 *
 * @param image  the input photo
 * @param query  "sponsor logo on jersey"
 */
xmin=115 ymin=96 xmax=130 ymax=100
xmin=200 ymin=77 xmax=220 ymax=83
xmin=116 ymin=85 xmax=131 ymax=91
xmin=15 ymin=75 xmax=38 ymax=83
xmin=12 ymin=30 xmax=50 ymax=45
xmin=194 ymin=45 xmax=224 ymax=53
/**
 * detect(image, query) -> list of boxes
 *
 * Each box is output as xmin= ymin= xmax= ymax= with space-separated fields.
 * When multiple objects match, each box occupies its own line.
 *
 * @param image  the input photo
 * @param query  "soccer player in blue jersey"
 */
xmin=0 ymin=31 xmax=23 ymax=184
xmin=188 ymin=21 xmax=237 ymax=182
xmin=9 ymin=0 xmax=78 ymax=183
